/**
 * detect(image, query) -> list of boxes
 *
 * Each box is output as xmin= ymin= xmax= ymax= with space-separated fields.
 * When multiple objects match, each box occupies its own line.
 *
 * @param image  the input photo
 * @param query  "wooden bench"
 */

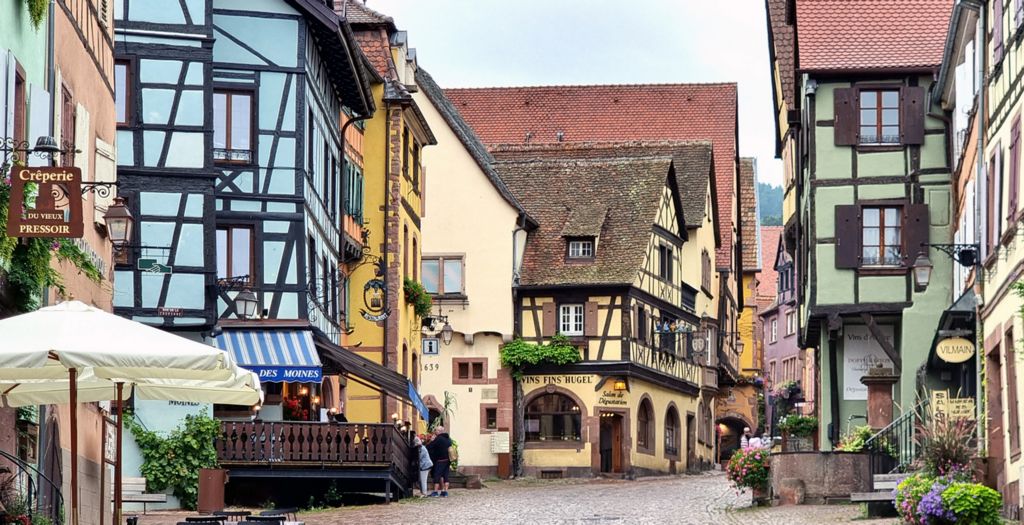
xmin=119 ymin=476 xmax=168 ymax=514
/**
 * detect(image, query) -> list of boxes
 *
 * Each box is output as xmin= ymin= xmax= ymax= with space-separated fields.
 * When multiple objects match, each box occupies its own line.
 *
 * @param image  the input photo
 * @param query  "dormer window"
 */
xmin=568 ymin=238 xmax=595 ymax=259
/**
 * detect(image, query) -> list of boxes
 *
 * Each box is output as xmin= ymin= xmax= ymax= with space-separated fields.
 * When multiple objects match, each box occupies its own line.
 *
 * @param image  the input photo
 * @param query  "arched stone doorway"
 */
xmin=715 ymin=412 xmax=754 ymax=464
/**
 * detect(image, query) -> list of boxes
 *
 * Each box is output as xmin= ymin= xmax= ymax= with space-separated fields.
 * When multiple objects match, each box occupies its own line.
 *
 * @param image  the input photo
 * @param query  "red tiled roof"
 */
xmin=740 ymin=158 xmax=759 ymax=271
xmin=796 ymin=0 xmax=953 ymax=72
xmin=494 ymin=156 xmax=678 ymax=287
xmin=766 ymin=0 xmax=796 ymax=107
xmin=757 ymin=226 xmax=783 ymax=308
xmin=444 ymin=83 xmax=738 ymax=269
xmin=353 ymin=28 xmax=392 ymax=78
xmin=338 ymin=1 xmax=395 ymax=27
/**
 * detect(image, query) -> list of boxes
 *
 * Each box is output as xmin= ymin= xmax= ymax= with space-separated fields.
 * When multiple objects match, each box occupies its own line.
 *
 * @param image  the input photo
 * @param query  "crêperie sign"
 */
xmin=7 ymin=167 xmax=84 ymax=238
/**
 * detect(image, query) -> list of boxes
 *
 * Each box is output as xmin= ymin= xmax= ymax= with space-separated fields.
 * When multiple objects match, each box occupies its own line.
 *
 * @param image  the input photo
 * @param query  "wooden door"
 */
xmin=987 ymin=346 xmax=1006 ymax=491
xmin=611 ymin=415 xmax=623 ymax=473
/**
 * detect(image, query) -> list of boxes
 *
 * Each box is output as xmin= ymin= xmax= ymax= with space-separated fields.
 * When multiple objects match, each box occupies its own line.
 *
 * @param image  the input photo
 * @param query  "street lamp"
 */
xmin=103 ymin=197 xmax=134 ymax=248
xmin=440 ymin=320 xmax=454 ymax=345
xmin=234 ymin=289 xmax=258 ymax=319
xmin=914 ymin=244 xmax=980 ymax=292
xmin=913 ymin=253 xmax=933 ymax=292
xmin=32 ymin=135 xmax=61 ymax=154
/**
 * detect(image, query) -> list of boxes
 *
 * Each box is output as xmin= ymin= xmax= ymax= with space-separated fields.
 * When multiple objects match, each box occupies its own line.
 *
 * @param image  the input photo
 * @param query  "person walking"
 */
xmin=740 ymin=427 xmax=751 ymax=449
xmin=426 ymin=425 xmax=453 ymax=497
xmin=413 ymin=436 xmax=433 ymax=497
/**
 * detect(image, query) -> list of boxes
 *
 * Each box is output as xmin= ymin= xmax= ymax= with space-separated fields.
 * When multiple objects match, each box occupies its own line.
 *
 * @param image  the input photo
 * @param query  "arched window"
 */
xmin=412 ymin=237 xmax=418 ymax=281
xmin=637 ymin=398 xmax=654 ymax=452
xmin=697 ymin=400 xmax=706 ymax=444
xmin=525 ymin=393 xmax=581 ymax=442
xmin=665 ymin=406 xmax=680 ymax=458
xmin=403 ymin=225 xmax=409 ymax=280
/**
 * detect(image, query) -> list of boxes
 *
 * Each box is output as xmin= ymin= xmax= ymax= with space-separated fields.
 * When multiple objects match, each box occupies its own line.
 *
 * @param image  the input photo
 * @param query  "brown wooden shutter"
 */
xmin=995 ymin=0 xmax=1005 ymax=63
xmin=834 ymin=205 xmax=861 ymax=268
xmin=542 ymin=302 xmax=556 ymax=337
xmin=900 ymin=86 xmax=926 ymax=145
xmin=585 ymin=301 xmax=598 ymax=337
xmin=1010 ymin=117 xmax=1021 ymax=218
xmin=833 ymin=88 xmax=858 ymax=146
xmin=902 ymin=204 xmax=930 ymax=266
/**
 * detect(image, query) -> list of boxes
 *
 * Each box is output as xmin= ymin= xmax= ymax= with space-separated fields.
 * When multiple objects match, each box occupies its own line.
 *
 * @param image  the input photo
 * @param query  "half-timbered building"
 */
xmin=113 ymin=0 xmax=427 ymax=505
xmin=492 ymin=143 xmax=719 ymax=477
xmin=784 ymin=0 xmax=955 ymax=451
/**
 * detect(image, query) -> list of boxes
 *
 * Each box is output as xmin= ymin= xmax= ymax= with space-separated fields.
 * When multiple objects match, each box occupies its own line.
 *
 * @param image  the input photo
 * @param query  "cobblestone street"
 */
xmin=140 ymin=472 xmax=894 ymax=524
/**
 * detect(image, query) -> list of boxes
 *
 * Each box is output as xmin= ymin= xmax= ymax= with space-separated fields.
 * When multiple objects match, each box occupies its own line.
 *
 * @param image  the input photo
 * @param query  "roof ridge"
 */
xmin=494 ymin=156 xmax=674 ymax=166
xmin=444 ymin=81 xmax=739 ymax=91
xmin=491 ymin=139 xmax=714 ymax=148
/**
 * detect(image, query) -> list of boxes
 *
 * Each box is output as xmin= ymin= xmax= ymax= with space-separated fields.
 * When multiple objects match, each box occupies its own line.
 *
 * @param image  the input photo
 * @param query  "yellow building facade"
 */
xmin=345 ymin=8 xmax=435 ymax=424
xmin=411 ymin=67 xmax=534 ymax=477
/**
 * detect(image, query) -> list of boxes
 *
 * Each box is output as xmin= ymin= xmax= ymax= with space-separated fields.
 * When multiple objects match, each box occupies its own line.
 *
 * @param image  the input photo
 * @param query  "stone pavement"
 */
xmin=138 ymin=472 xmax=896 ymax=524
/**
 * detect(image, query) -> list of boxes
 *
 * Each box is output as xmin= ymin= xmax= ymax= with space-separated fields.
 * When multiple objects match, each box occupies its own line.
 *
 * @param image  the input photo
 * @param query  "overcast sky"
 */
xmin=368 ymin=0 xmax=783 ymax=188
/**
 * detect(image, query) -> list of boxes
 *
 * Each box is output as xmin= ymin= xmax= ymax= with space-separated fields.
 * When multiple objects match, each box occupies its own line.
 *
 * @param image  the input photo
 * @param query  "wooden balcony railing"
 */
xmin=216 ymin=421 xmax=413 ymax=486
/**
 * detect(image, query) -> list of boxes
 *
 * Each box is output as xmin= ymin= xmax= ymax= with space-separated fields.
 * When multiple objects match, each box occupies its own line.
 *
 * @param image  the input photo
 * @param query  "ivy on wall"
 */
xmin=1 ymin=167 xmax=103 ymax=312
xmin=499 ymin=334 xmax=581 ymax=379
xmin=123 ymin=413 xmax=221 ymax=510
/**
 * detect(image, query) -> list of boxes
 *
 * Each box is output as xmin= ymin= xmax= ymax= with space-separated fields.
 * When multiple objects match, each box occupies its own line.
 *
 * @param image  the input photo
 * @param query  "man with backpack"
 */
xmin=427 ymin=425 xmax=454 ymax=497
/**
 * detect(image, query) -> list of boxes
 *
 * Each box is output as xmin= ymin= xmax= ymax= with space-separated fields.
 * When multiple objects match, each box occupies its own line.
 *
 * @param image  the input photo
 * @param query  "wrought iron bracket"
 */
xmin=80 ymin=181 xmax=119 ymax=198
xmin=215 ymin=275 xmax=251 ymax=292
xmin=924 ymin=243 xmax=980 ymax=268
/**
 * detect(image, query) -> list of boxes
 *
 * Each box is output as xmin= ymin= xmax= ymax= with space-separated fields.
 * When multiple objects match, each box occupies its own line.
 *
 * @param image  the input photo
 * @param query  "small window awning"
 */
xmin=927 ymin=288 xmax=978 ymax=370
xmin=313 ymin=336 xmax=428 ymax=420
xmin=213 ymin=330 xmax=322 ymax=383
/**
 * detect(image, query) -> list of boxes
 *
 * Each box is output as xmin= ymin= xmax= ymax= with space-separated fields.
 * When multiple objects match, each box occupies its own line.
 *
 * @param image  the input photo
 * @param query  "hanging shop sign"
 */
xmin=6 ymin=166 xmax=83 ymax=238
xmin=935 ymin=337 xmax=975 ymax=364
xmin=360 ymin=259 xmax=391 ymax=321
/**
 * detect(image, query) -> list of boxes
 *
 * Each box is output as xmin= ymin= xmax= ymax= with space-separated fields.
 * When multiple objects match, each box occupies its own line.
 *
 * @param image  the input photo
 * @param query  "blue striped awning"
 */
xmin=213 ymin=330 xmax=322 ymax=383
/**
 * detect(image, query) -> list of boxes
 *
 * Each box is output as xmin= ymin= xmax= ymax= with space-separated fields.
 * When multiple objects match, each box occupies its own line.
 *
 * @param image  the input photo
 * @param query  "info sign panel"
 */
xmin=843 ymin=324 xmax=895 ymax=400
xmin=7 ymin=166 xmax=84 ymax=238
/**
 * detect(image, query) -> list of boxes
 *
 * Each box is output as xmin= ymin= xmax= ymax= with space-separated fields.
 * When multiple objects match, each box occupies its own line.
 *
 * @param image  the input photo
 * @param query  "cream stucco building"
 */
xmin=413 ymin=69 xmax=534 ymax=477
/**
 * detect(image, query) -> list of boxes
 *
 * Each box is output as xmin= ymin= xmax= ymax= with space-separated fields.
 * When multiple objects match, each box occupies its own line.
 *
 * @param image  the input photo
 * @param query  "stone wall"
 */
xmin=769 ymin=452 xmax=871 ymax=504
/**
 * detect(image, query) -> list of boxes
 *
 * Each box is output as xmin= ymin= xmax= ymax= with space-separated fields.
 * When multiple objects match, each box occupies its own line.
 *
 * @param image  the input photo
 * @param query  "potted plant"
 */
xmin=726 ymin=446 xmax=770 ymax=505
xmin=403 ymin=278 xmax=432 ymax=318
xmin=777 ymin=415 xmax=817 ymax=451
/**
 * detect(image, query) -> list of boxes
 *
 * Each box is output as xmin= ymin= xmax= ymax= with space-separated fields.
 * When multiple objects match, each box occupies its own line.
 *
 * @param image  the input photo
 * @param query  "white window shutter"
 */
xmin=75 ymin=102 xmax=90 ymax=185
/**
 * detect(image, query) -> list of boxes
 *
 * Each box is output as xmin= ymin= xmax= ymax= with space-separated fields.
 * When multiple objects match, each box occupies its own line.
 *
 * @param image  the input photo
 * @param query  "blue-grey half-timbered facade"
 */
xmin=113 ymin=0 xmax=373 ymax=342
xmin=110 ymin=0 xmax=444 ymax=506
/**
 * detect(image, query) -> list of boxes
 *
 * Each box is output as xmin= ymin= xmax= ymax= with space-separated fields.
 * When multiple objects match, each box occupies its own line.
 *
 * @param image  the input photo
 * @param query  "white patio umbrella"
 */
xmin=0 ymin=367 xmax=262 ymax=407
xmin=0 ymin=367 xmax=262 ymax=525
xmin=0 ymin=301 xmax=254 ymax=525
xmin=0 ymin=301 xmax=236 ymax=380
